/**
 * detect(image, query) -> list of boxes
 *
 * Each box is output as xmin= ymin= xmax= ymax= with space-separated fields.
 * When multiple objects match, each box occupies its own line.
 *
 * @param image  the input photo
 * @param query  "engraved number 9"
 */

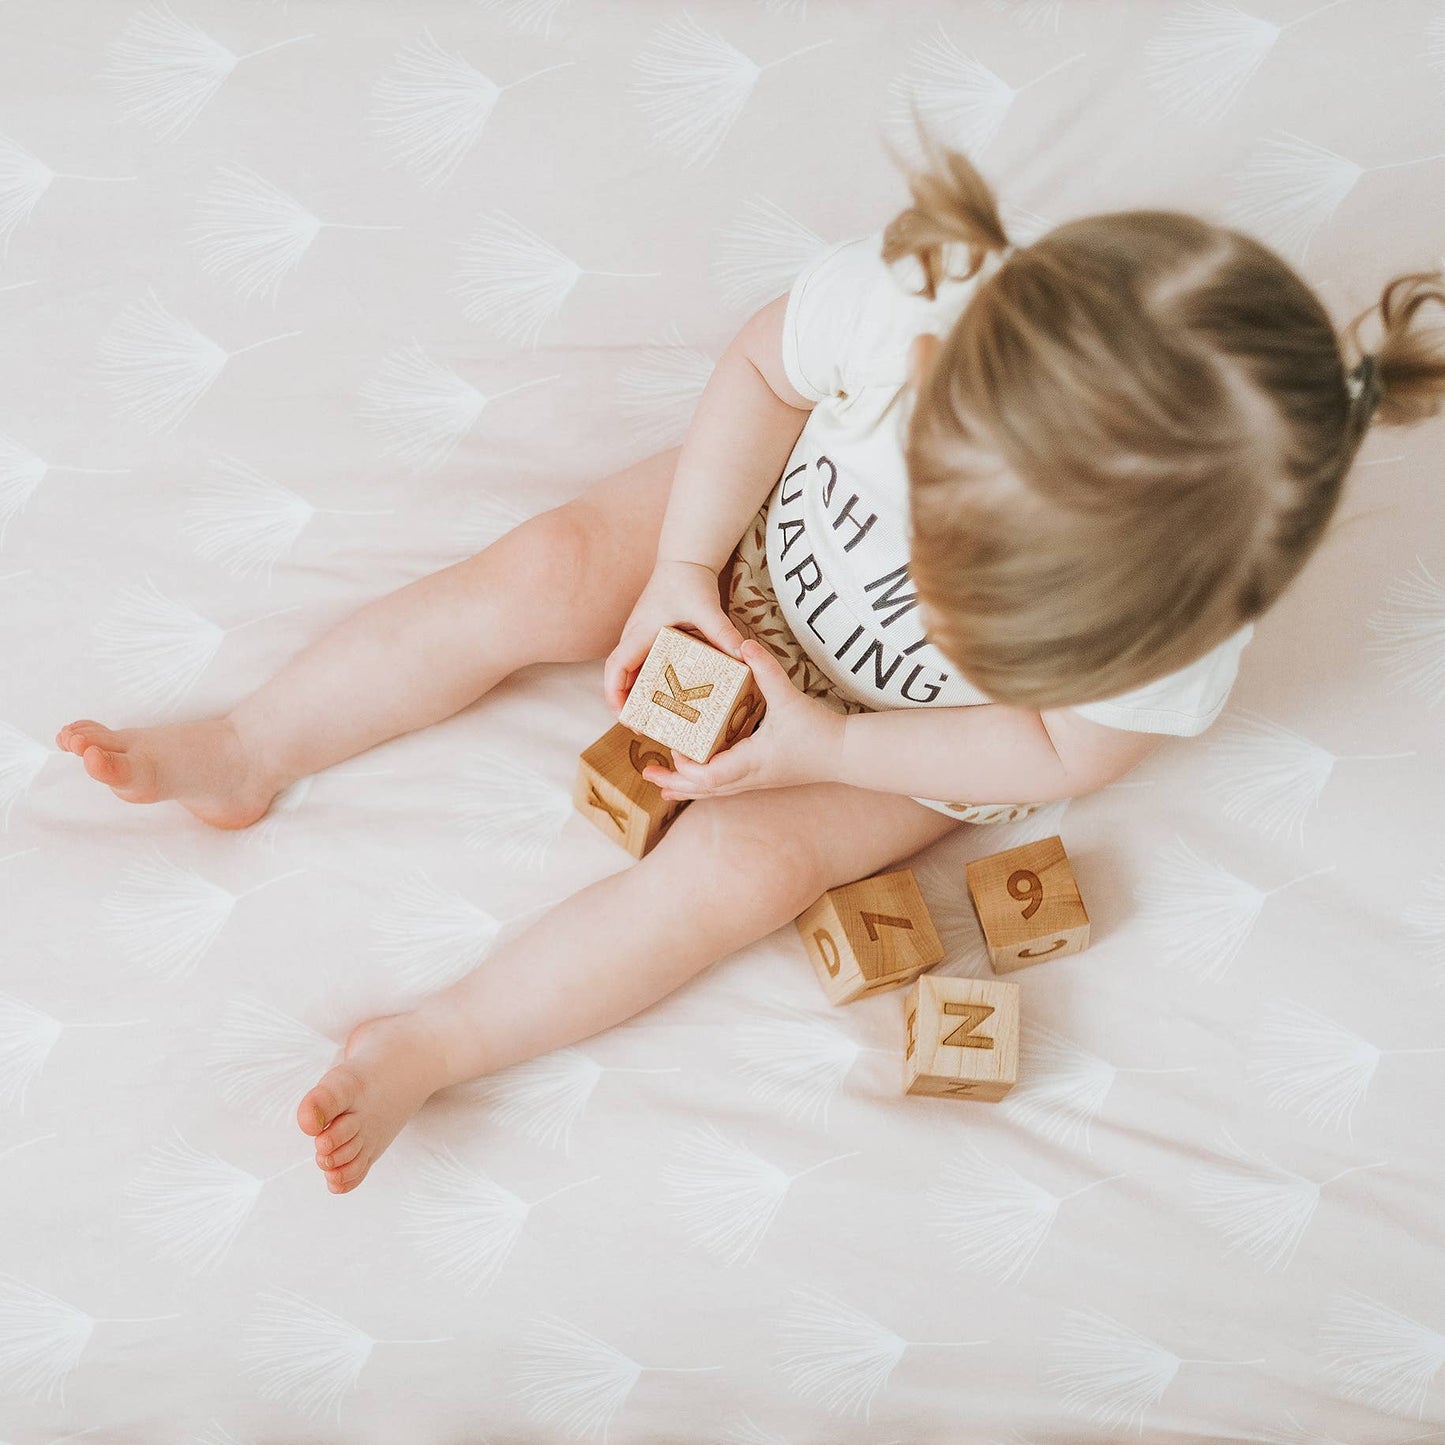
xmin=1007 ymin=868 xmax=1042 ymax=920
xmin=629 ymin=738 xmax=672 ymax=776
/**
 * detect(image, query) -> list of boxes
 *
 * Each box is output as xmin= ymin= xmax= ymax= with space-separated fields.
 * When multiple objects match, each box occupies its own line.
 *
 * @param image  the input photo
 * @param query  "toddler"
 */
xmin=55 ymin=126 xmax=1445 ymax=1194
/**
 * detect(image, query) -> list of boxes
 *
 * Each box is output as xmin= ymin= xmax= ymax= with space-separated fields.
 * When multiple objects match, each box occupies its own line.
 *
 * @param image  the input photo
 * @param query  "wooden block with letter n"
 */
xmin=574 ymin=723 xmax=686 ymax=858
xmin=796 ymin=868 xmax=944 ymax=1005
xmin=965 ymin=833 xmax=1090 ymax=973
xmin=617 ymin=625 xmax=765 ymax=764
xmin=904 ymin=975 xmax=1019 ymax=1101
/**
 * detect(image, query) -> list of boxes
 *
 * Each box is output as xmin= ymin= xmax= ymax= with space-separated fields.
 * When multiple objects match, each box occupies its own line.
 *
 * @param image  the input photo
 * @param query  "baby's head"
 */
xmin=886 ymin=125 xmax=1445 ymax=710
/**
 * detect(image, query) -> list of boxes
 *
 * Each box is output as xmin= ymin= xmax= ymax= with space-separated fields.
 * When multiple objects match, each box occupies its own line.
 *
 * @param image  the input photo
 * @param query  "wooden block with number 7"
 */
xmin=904 ymin=974 xmax=1019 ymax=1101
xmin=796 ymin=867 xmax=944 ymax=1004
xmin=617 ymin=625 xmax=765 ymax=764
xmin=965 ymin=834 xmax=1090 ymax=973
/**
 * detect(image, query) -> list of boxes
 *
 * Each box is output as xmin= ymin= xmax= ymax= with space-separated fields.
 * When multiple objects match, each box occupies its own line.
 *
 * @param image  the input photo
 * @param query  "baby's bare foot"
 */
xmin=54 ymin=715 xmax=279 ymax=829
xmin=297 ymin=1013 xmax=451 ymax=1195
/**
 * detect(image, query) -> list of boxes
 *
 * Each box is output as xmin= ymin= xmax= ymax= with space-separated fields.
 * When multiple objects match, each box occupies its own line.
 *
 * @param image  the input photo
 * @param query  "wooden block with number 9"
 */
xmin=617 ymin=625 xmax=765 ymax=764
xmin=904 ymin=974 xmax=1019 ymax=1101
xmin=796 ymin=867 xmax=944 ymax=1005
xmin=965 ymin=834 xmax=1090 ymax=973
xmin=574 ymin=724 xmax=685 ymax=858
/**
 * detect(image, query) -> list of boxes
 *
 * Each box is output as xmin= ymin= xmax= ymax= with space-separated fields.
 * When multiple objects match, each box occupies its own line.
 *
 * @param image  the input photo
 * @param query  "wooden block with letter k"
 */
xmin=904 ymin=975 xmax=1019 ymax=1101
xmin=796 ymin=867 xmax=944 ymax=1004
xmin=618 ymin=625 xmax=765 ymax=764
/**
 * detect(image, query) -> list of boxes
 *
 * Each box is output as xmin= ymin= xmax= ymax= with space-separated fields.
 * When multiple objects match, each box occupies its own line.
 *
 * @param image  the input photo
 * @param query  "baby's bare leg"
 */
xmin=298 ymin=782 xmax=958 ymax=1193
xmin=54 ymin=446 xmax=680 ymax=826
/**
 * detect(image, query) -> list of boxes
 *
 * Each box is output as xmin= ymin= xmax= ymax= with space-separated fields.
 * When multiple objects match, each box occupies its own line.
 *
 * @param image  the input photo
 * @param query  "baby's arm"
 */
xmin=648 ymin=641 xmax=1163 ymax=803
xmin=834 ymin=702 xmax=1164 ymax=801
xmin=603 ymin=296 xmax=816 ymax=708
xmin=656 ymin=293 xmax=818 ymax=571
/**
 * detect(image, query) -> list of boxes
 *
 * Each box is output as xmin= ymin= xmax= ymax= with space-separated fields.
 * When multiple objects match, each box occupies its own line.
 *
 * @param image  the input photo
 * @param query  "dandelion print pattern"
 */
xmin=6 ymin=2 xmax=1445 ymax=1437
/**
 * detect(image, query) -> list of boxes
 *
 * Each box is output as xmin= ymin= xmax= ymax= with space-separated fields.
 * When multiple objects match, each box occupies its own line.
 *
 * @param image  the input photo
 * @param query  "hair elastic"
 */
xmin=1346 ymin=353 xmax=1383 ymax=421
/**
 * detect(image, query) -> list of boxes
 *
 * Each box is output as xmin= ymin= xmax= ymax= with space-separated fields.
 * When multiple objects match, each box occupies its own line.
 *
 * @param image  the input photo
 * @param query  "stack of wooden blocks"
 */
xmin=574 ymin=625 xmax=764 ymax=856
xmin=575 ymin=627 xmax=1091 ymax=1104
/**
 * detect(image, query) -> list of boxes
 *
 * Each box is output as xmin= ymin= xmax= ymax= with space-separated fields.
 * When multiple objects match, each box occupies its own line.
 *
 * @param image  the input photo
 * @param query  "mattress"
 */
xmin=2 ymin=1 xmax=1443 ymax=1440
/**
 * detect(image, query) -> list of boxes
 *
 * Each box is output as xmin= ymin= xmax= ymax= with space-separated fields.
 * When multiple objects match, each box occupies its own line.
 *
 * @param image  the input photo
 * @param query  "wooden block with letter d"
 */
xmin=574 ymin=723 xmax=685 ymax=858
xmin=965 ymin=834 xmax=1090 ymax=973
xmin=617 ymin=625 xmax=765 ymax=764
xmin=796 ymin=868 xmax=944 ymax=1005
xmin=904 ymin=974 xmax=1020 ymax=1101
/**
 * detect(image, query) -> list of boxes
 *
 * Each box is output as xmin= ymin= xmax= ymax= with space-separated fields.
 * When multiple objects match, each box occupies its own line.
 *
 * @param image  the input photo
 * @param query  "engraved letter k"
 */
xmin=652 ymin=663 xmax=713 ymax=724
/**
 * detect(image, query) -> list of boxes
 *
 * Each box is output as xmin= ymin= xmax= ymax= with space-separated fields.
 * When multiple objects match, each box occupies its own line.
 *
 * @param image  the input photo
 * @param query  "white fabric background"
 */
xmin=2 ymin=1 xmax=1443 ymax=1441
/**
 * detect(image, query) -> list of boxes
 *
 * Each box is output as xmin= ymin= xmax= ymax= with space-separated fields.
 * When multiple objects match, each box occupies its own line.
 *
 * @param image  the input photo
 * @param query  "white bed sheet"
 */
xmin=2 ymin=1 xmax=1443 ymax=1441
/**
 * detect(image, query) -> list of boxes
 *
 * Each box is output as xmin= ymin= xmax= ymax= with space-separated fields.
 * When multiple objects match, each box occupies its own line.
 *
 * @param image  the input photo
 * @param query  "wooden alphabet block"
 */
xmin=904 ymin=975 xmax=1020 ymax=1101
xmin=965 ymin=834 xmax=1090 ymax=973
xmin=617 ymin=625 xmax=765 ymax=764
xmin=574 ymin=723 xmax=686 ymax=858
xmin=796 ymin=868 xmax=944 ymax=1005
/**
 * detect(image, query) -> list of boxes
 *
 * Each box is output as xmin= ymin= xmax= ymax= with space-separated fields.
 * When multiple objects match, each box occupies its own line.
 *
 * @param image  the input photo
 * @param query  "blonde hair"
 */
xmin=884 ymin=123 xmax=1445 ymax=710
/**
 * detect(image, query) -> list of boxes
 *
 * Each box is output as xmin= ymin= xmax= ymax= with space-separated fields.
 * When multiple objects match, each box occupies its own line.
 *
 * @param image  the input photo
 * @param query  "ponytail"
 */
xmin=880 ymin=106 xmax=1013 ymax=300
xmin=1341 ymin=268 xmax=1445 ymax=435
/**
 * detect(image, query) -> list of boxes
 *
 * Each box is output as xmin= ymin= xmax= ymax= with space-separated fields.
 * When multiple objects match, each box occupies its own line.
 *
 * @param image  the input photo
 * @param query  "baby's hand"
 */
xmin=604 ymin=560 xmax=746 ymax=713
xmin=642 ymin=640 xmax=845 ymax=799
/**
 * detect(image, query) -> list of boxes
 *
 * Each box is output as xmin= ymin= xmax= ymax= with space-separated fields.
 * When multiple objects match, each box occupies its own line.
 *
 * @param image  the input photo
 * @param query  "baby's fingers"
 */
xmin=645 ymin=746 xmax=748 ymax=796
xmin=699 ymin=610 xmax=747 ymax=661
xmin=603 ymin=634 xmax=647 ymax=711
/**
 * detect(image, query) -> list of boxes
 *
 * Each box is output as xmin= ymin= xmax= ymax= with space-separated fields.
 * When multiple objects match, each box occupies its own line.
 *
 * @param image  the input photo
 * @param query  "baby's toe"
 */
xmin=315 ymin=1113 xmax=361 ymax=1156
xmin=58 ymin=720 xmax=116 ymax=755
xmin=320 ymin=1137 xmax=364 ymax=1170
xmin=82 ymin=743 xmax=134 ymax=788
xmin=298 ymin=1064 xmax=361 ymax=1137
xmin=327 ymin=1156 xmax=369 ymax=1193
